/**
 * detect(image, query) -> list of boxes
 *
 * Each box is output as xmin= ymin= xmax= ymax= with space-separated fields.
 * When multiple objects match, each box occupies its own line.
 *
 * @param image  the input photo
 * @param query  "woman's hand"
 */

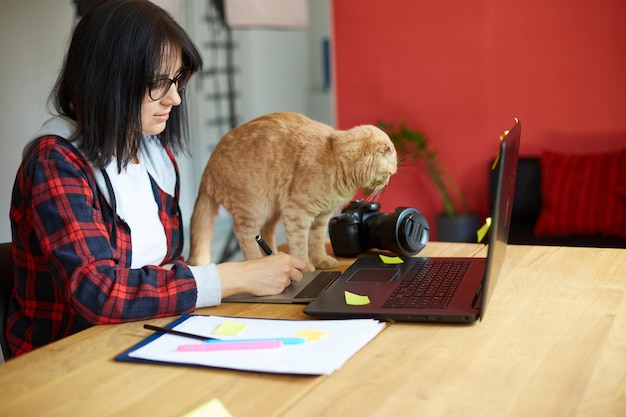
xmin=217 ymin=253 xmax=306 ymax=298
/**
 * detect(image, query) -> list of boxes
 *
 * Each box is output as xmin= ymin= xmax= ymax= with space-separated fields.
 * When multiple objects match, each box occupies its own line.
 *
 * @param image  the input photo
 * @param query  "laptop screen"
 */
xmin=478 ymin=120 xmax=521 ymax=319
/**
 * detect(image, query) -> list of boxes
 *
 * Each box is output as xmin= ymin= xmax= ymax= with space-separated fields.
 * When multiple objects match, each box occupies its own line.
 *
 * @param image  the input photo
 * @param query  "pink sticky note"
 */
xmin=177 ymin=340 xmax=283 ymax=352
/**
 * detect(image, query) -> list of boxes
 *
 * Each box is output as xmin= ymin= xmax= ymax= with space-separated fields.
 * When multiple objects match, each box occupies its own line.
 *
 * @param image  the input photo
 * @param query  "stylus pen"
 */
xmin=255 ymin=235 xmax=292 ymax=287
xmin=255 ymin=235 xmax=273 ymax=256
xmin=143 ymin=324 xmax=217 ymax=341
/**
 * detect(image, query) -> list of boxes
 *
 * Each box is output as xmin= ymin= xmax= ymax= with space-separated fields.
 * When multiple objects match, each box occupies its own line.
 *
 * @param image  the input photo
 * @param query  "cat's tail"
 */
xmin=188 ymin=188 xmax=219 ymax=266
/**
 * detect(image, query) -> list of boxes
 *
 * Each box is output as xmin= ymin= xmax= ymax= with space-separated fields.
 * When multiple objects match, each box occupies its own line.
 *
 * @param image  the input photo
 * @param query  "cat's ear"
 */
xmin=328 ymin=126 xmax=369 ymax=152
xmin=359 ymin=126 xmax=395 ymax=156
xmin=379 ymin=143 xmax=394 ymax=155
xmin=333 ymin=125 xmax=371 ymax=140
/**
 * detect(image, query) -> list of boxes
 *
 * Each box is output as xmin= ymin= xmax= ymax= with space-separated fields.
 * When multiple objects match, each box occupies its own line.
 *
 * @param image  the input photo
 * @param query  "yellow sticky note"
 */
xmin=212 ymin=320 xmax=247 ymax=336
xmin=491 ymin=151 xmax=501 ymax=170
xmin=477 ymin=217 xmax=492 ymax=243
xmin=293 ymin=329 xmax=327 ymax=342
xmin=491 ymin=127 xmax=511 ymax=170
xmin=345 ymin=291 xmax=371 ymax=306
xmin=182 ymin=398 xmax=233 ymax=417
xmin=379 ymin=254 xmax=404 ymax=264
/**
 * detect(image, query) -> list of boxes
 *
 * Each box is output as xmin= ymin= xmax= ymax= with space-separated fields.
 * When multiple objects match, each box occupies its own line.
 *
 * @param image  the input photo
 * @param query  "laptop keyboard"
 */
xmin=382 ymin=260 xmax=470 ymax=309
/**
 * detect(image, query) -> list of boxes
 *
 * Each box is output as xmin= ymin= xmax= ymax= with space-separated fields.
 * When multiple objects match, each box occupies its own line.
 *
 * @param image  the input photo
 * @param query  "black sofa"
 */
xmin=490 ymin=157 xmax=626 ymax=248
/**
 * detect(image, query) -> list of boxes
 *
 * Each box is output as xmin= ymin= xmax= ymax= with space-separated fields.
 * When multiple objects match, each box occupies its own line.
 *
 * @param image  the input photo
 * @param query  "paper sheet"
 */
xmin=128 ymin=315 xmax=386 ymax=375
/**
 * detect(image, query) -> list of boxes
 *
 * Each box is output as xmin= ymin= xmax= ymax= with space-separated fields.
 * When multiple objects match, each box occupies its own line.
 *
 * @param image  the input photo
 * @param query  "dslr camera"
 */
xmin=328 ymin=200 xmax=430 ymax=257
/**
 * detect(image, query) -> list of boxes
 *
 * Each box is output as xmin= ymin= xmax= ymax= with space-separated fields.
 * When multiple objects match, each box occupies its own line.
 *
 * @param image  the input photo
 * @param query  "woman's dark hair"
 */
xmin=50 ymin=0 xmax=203 ymax=169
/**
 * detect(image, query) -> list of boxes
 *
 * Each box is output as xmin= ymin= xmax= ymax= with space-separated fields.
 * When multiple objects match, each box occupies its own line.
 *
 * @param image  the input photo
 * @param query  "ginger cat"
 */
xmin=188 ymin=112 xmax=397 ymax=271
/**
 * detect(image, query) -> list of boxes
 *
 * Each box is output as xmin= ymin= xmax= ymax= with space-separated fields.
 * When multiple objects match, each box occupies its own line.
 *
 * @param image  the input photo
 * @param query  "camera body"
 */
xmin=328 ymin=200 xmax=430 ymax=257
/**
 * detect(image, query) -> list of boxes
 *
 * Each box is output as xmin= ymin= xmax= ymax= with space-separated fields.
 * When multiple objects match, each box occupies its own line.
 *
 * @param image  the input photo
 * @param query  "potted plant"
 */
xmin=377 ymin=121 xmax=479 ymax=242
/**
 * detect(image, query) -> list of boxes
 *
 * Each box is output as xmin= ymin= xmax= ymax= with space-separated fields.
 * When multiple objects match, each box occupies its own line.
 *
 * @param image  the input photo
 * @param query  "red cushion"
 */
xmin=534 ymin=149 xmax=626 ymax=237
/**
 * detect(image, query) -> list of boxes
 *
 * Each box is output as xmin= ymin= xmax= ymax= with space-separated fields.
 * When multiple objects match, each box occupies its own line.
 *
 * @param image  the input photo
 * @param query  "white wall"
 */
xmin=0 ymin=0 xmax=74 ymax=242
xmin=0 ymin=0 xmax=333 ymax=247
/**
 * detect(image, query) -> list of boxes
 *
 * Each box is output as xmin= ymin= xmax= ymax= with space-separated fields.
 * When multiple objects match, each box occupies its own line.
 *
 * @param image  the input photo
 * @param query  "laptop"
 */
xmin=223 ymin=271 xmax=341 ymax=304
xmin=304 ymin=119 xmax=521 ymax=323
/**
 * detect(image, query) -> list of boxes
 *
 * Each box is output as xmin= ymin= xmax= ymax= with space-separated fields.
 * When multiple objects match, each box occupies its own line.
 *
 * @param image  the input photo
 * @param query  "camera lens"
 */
xmin=366 ymin=208 xmax=430 ymax=256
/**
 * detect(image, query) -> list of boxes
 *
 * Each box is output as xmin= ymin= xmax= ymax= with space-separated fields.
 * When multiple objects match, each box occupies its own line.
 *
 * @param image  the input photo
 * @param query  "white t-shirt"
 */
xmin=102 ymin=155 xmax=220 ymax=308
xmin=104 ymin=160 xmax=167 ymax=268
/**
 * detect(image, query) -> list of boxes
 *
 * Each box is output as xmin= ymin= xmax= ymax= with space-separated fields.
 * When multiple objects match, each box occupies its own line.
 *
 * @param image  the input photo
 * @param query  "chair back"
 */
xmin=0 ymin=242 xmax=14 ymax=361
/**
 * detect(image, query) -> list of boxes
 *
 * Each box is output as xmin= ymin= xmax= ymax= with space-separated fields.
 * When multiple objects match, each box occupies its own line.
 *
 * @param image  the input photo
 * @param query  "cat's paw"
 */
xmin=313 ymin=255 xmax=339 ymax=270
xmin=303 ymin=262 xmax=316 ymax=272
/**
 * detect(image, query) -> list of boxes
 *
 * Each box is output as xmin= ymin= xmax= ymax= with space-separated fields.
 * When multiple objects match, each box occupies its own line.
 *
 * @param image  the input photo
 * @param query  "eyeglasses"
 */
xmin=147 ymin=68 xmax=191 ymax=101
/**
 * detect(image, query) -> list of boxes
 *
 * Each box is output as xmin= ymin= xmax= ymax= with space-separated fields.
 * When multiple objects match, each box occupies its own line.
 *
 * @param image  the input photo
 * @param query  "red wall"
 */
xmin=332 ymin=0 xmax=626 ymax=238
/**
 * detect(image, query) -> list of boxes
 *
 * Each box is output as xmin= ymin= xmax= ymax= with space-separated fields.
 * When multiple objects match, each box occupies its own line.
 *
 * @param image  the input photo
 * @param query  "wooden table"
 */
xmin=1 ymin=242 xmax=624 ymax=417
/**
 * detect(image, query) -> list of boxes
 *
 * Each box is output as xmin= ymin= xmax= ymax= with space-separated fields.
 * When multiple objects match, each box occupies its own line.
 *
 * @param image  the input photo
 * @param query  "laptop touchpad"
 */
xmin=345 ymin=268 xmax=398 ymax=282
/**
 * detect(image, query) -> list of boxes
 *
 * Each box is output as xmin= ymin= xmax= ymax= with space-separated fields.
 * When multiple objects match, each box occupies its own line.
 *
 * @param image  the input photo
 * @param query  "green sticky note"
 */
xmin=182 ymin=398 xmax=233 ymax=417
xmin=379 ymin=254 xmax=404 ymax=264
xmin=212 ymin=320 xmax=248 ymax=336
xmin=345 ymin=291 xmax=371 ymax=306
xmin=477 ymin=217 xmax=492 ymax=243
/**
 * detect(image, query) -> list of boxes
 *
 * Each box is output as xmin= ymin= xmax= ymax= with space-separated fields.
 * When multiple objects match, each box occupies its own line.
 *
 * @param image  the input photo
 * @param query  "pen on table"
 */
xmin=255 ymin=235 xmax=273 ymax=256
xmin=143 ymin=324 xmax=216 ymax=341
xmin=144 ymin=324 xmax=306 ymax=345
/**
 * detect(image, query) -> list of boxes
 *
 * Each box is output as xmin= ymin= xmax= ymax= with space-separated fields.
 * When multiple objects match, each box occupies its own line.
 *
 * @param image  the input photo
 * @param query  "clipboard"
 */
xmin=115 ymin=314 xmax=194 ymax=367
xmin=115 ymin=314 xmax=386 ymax=375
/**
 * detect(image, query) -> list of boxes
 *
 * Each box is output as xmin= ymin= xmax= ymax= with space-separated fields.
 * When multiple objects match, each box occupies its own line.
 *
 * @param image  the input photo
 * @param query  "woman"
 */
xmin=7 ymin=0 xmax=304 ymax=357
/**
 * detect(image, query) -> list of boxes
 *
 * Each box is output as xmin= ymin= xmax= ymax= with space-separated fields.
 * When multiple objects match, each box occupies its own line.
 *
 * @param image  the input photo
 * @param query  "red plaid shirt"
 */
xmin=8 ymin=136 xmax=197 ymax=356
